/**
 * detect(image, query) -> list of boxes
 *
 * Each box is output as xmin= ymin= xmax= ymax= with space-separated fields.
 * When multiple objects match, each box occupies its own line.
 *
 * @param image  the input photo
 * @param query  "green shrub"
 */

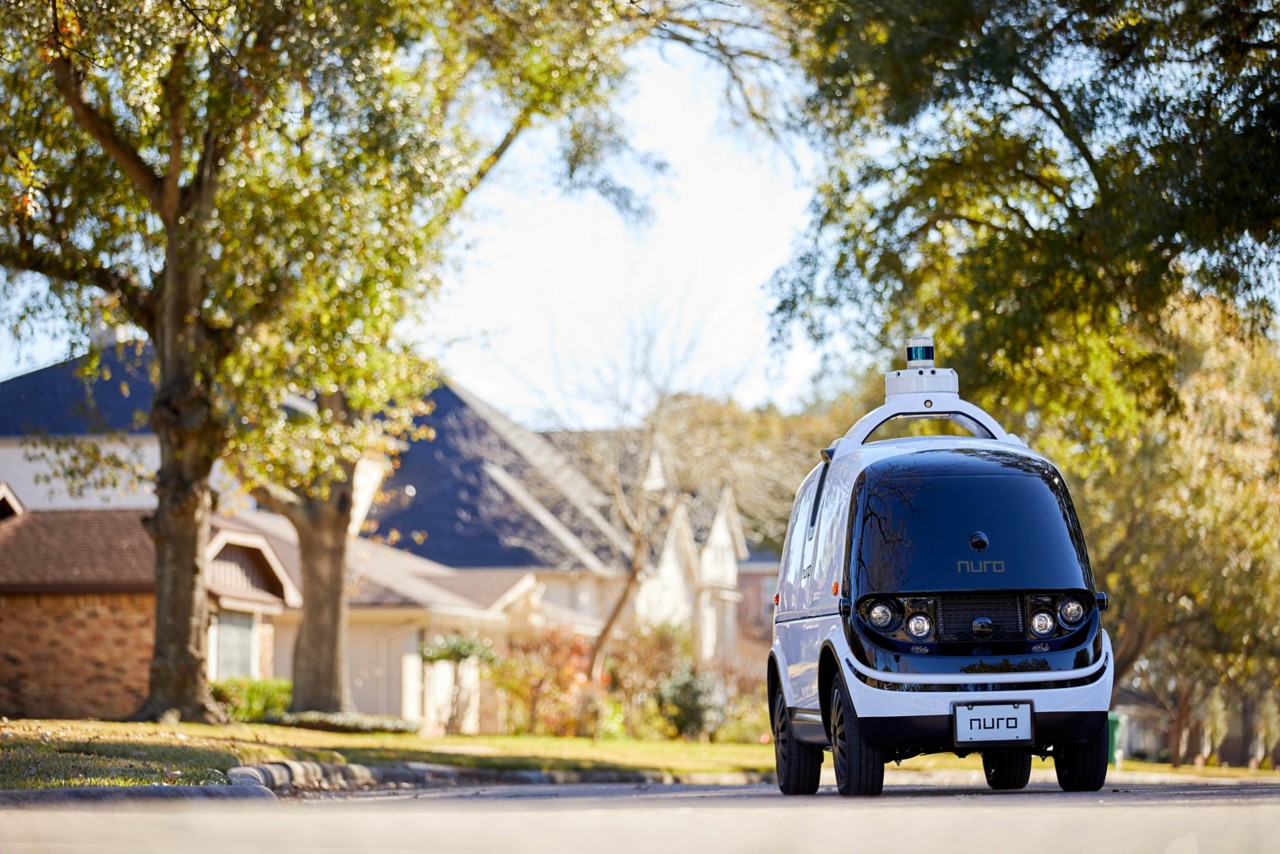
xmin=266 ymin=712 xmax=421 ymax=734
xmin=713 ymin=686 xmax=772 ymax=744
xmin=657 ymin=667 xmax=721 ymax=740
xmin=421 ymin=633 xmax=497 ymax=664
xmin=594 ymin=697 xmax=629 ymax=741
xmin=210 ymin=678 xmax=292 ymax=722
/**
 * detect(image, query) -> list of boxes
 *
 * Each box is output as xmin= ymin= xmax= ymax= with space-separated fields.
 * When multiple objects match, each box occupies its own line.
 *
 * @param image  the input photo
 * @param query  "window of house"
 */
xmin=215 ymin=610 xmax=256 ymax=679
xmin=760 ymin=576 xmax=778 ymax=626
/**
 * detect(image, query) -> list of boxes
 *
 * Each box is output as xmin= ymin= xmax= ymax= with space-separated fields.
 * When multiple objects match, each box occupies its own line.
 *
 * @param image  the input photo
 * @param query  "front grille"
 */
xmin=937 ymin=593 xmax=1024 ymax=642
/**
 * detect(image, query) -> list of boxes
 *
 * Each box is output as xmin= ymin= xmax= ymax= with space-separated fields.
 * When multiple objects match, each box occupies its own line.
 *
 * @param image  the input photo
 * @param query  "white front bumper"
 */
xmin=842 ymin=631 xmax=1115 ymax=719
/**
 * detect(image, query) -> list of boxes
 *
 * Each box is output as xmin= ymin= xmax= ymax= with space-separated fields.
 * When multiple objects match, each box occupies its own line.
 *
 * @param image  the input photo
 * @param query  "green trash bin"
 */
xmin=1107 ymin=712 xmax=1122 ymax=767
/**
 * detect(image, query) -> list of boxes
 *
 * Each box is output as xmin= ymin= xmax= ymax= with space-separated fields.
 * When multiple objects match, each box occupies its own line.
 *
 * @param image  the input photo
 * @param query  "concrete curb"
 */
xmin=228 ymin=759 xmax=1277 ymax=796
xmin=0 ymin=783 xmax=277 ymax=806
xmin=4 ymin=762 xmax=1268 ymax=804
xmin=227 ymin=759 xmax=777 ymax=794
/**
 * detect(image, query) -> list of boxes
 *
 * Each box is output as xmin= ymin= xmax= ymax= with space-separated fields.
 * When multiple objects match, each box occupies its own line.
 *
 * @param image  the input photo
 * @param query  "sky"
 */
xmin=418 ymin=47 xmax=824 ymax=429
xmin=1 ymin=47 xmax=829 ymax=431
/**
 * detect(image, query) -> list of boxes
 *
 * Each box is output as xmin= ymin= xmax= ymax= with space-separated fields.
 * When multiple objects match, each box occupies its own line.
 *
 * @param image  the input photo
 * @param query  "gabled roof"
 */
xmin=0 ymin=497 xmax=293 ymax=606
xmin=423 ymin=568 xmax=539 ymax=611
xmin=0 ymin=482 xmax=27 ymax=519
xmin=219 ymin=508 xmax=530 ymax=616
xmin=209 ymin=528 xmax=302 ymax=609
xmin=0 ymin=342 xmax=154 ymax=437
xmin=367 ymin=382 xmax=627 ymax=572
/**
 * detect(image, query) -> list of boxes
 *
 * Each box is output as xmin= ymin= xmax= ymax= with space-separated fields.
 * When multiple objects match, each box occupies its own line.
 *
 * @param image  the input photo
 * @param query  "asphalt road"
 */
xmin=5 ymin=777 xmax=1280 ymax=853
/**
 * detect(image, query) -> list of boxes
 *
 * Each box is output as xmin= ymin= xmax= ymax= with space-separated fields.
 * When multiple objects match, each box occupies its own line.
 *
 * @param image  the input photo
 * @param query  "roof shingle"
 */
xmin=0 ymin=508 xmax=153 ymax=592
xmin=0 ymin=342 xmax=154 ymax=437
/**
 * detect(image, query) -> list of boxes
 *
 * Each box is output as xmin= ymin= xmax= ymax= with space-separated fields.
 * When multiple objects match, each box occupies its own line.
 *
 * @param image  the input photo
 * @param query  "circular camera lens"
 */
xmin=906 ymin=614 xmax=933 ymax=639
xmin=969 ymin=531 xmax=989 ymax=551
xmin=1030 ymin=610 xmax=1057 ymax=638
xmin=1058 ymin=598 xmax=1085 ymax=625
xmin=869 ymin=602 xmax=894 ymax=628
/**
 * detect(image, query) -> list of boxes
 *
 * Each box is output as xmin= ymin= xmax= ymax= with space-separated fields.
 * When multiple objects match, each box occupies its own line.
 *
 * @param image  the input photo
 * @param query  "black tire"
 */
xmin=773 ymin=690 xmax=822 ymax=795
xmin=982 ymin=750 xmax=1032 ymax=790
xmin=1054 ymin=732 xmax=1109 ymax=792
xmin=830 ymin=677 xmax=884 ymax=796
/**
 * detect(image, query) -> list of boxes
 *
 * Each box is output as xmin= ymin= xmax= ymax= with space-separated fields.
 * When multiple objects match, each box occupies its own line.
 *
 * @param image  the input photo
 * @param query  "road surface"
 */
xmin=5 ymin=777 xmax=1280 ymax=853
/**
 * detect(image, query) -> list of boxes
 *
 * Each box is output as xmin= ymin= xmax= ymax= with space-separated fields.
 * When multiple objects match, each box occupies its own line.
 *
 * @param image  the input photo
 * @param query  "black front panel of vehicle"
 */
xmin=850 ymin=448 xmax=1093 ymax=596
xmin=937 ymin=593 xmax=1024 ymax=642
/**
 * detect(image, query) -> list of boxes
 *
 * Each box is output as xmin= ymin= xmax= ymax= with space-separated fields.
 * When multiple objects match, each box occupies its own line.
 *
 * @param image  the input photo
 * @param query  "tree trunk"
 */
xmin=1171 ymin=704 xmax=1190 ymax=768
xmin=132 ymin=309 xmax=226 ymax=723
xmin=589 ymin=568 xmax=642 ymax=683
xmin=134 ymin=457 xmax=223 ymax=722
xmin=1237 ymin=695 xmax=1254 ymax=769
xmin=288 ymin=500 xmax=355 ymax=713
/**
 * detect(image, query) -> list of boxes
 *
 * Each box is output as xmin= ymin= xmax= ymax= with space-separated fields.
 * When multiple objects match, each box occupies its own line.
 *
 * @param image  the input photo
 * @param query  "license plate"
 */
xmin=953 ymin=702 xmax=1033 ymax=745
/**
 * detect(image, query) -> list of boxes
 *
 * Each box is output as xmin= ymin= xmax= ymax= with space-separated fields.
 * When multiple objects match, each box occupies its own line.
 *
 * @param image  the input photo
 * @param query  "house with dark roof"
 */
xmin=224 ymin=507 xmax=599 ymax=733
xmin=0 ymin=344 xmax=750 ymax=723
xmin=369 ymin=382 xmax=747 ymax=668
xmin=0 ymin=477 xmax=596 ymax=729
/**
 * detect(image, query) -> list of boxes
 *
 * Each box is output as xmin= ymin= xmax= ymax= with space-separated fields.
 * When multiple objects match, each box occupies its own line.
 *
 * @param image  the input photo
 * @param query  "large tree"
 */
xmin=771 ymin=0 xmax=1280 ymax=437
xmin=225 ymin=0 xmax=667 ymax=713
xmin=763 ymin=0 xmax=1280 ymax=686
xmin=230 ymin=0 xmax=789 ymax=712
xmin=0 ymin=0 xmax=787 ymax=719
xmin=0 ymin=1 xmax=476 ymax=721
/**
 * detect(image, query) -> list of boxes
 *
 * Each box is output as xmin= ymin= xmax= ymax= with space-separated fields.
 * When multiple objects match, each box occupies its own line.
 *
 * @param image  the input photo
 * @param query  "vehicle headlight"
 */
xmin=1058 ymin=598 xmax=1085 ymax=626
xmin=906 ymin=613 xmax=933 ymax=639
xmin=869 ymin=602 xmax=894 ymax=628
xmin=1029 ymin=610 xmax=1057 ymax=638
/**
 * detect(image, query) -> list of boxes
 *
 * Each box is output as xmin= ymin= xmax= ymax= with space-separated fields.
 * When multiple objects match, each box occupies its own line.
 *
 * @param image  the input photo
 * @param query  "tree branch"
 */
xmin=250 ymin=479 xmax=305 ymax=525
xmin=1010 ymin=73 xmax=1106 ymax=194
xmin=162 ymin=42 xmax=189 ymax=224
xmin=48 ymin=57 xmax=164 ymax=213
xmin=437 ymin=104 xmax=537 ymax=224
xmin=0 ymin=241 xmax=155 ymax=331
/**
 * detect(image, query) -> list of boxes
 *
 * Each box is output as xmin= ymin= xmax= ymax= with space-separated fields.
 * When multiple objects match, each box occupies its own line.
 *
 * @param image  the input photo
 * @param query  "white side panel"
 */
xmin=784 ymin=614 xmax=841 ymax=710
xmin=804 ymin=464 xmax=853 ymax=612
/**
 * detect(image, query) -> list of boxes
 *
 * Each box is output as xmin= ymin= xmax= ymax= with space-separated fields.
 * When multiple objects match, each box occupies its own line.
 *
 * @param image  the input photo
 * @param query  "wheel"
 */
xmin=773 ymin=690 xmax=822 ymax=795
xmin=1054 ymin=732 xmax=1108 ymax=792
xmin=982 ymin=750 xmax=1032 ymax=790
xmin=830 ymin=676 xmax=884 ymax=796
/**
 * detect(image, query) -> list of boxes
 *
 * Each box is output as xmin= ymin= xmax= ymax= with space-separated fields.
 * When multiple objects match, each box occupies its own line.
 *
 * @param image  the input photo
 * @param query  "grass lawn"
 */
xmin=3 ymin=718 xmax=1275 ymax=790
xmin=0 ymin=719 xmax=778 ymax=790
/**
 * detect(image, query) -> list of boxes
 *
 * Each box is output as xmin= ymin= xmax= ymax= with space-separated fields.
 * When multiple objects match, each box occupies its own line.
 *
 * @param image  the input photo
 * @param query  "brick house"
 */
xmin=0 ymin=482 xmax=300 ymax=719
xmin=0 ymin=344 xmax=750 ymax=722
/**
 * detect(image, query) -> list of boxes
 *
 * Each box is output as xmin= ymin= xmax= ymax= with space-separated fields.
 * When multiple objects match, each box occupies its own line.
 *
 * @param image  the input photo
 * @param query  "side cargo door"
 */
xmin=775 ymin=467 xmax=819 ymax=697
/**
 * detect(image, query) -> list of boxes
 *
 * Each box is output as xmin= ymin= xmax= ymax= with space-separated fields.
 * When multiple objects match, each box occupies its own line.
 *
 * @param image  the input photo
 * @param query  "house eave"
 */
xmin=0 ymin=582 xmax=153 ymax=596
